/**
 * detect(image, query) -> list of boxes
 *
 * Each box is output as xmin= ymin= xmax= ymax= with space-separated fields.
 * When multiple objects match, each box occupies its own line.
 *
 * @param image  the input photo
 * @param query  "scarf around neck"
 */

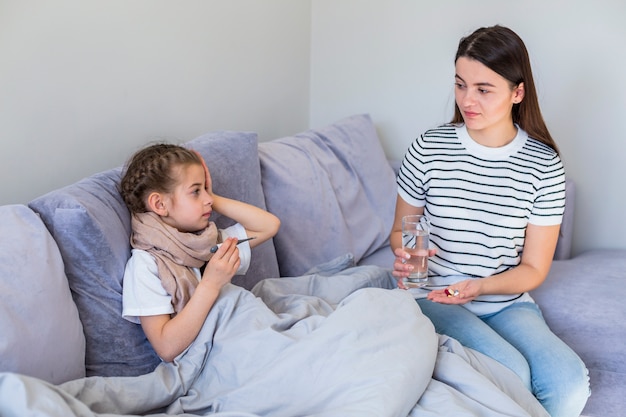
xmin=130 ymin=212 xmax=218 ymax=314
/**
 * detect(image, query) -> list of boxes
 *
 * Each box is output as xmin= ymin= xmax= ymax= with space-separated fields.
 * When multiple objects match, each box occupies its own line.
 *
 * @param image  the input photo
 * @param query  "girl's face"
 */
xmin=160 ymin=163 xmax=214 ymax=233
xmin=454 ymin=57 xmax=524 ymax=145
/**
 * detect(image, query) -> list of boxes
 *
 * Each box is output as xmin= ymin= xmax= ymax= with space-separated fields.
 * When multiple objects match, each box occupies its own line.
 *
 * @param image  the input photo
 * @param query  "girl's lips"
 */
xmin=464 ymin=110 xmax=480 ymax=118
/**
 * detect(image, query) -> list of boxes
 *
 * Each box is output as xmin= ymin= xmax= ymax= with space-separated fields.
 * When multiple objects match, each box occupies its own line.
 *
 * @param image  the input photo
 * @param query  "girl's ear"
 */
xmin=147 ymin=192 xmax=169 ymax=217
xmin=513 ymin=82 xmax=525 ymax=104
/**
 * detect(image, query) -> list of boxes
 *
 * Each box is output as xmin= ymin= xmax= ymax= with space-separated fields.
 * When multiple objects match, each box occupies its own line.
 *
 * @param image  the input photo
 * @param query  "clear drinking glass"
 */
xmin=401 ymin=214 xmax=430 ymax=287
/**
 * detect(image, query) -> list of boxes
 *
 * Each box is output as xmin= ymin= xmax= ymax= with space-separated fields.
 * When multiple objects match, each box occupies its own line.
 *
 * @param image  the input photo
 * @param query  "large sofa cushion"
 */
xmin=258 ymin=114 xmax=397 ymax=277
xmin=29 ymin=131 xmax=277 ymax=377
xmin=0 ymin=205 xmax=85 ymax=384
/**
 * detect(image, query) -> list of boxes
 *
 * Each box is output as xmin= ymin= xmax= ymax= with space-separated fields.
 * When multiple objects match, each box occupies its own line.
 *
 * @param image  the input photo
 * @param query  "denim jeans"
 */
xmin=417 ymin=299 xmax=590 ymax=417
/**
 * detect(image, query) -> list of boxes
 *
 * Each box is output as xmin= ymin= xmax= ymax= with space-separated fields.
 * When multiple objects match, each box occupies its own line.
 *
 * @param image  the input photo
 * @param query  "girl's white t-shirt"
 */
xmin=122 ymin=223 xmax=250 ymax=324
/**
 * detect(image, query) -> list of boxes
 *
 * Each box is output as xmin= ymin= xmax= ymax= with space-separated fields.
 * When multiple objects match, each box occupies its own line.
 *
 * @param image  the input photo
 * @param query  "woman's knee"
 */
xmin=531 ymin=350 xmax=590 ymax=417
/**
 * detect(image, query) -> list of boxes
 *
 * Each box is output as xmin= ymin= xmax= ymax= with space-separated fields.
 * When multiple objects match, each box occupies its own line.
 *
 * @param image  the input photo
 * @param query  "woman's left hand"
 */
xmin=427 ymin=279 xmax=481 ymax=304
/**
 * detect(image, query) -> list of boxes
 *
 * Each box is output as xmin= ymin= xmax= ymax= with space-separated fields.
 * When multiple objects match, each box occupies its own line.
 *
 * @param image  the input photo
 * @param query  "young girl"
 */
xmin=391 ymin=25 xmax=589 ymax=416
xmin=119 ymin=143 xmax=280 ymax=362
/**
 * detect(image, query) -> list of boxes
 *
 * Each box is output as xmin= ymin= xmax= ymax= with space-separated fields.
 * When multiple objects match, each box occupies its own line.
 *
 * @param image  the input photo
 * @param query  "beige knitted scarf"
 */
xmin=130 ymin=211 xmax=219 ymax=314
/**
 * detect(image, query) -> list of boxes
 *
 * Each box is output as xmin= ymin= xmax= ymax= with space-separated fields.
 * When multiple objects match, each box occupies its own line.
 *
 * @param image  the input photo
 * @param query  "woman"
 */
xmin=391 ymin=25 xmax=589 ymax=417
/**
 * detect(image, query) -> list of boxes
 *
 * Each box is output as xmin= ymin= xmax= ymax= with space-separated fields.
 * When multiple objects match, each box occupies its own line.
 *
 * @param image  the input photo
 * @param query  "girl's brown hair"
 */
xmin=120 ymin=144 xmax=203 ymax=213
xmin=451 ymin=25 xmax=559 ymax=155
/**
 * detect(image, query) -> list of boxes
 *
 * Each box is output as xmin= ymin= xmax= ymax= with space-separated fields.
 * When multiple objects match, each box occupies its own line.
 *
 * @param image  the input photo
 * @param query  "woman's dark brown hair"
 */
xmin=120 ymin=144 xmax=203 ymax=213
xmin=451 ymin=25 xmax=559 ymax=155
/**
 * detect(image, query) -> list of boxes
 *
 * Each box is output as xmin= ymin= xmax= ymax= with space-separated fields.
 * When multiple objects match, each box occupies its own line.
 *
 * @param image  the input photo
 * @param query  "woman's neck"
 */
xmin=466 ymin=122 xmax=518 ymax=148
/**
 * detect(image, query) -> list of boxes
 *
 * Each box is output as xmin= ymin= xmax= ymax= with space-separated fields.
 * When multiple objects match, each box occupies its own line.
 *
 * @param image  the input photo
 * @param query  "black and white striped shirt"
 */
xmin=398 ymin=124 xmax=565 ymax=313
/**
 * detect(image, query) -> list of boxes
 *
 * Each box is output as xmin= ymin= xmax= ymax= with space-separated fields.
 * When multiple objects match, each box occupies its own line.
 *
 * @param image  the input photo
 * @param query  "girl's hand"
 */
xmin=192 ymin=150 xmax=212 ymax=192
xmin=427 ymin=279 xmax=481 ymax=304
xmin=201 ymin=237 xmax=240 ymax=290
xmin=392 ymin=247 xmax=436 ymax=289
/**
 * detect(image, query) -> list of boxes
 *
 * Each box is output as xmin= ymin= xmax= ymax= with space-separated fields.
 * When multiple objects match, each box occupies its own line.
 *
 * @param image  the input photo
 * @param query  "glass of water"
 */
xmin=401 ymin=214 xmax=430 ymax=287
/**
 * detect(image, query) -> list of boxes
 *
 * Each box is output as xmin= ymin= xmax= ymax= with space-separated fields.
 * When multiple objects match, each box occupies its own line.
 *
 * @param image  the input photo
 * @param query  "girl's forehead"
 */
xmin=172 ymin=163 xmax=204 ymax=181
xmin=184 ymin=162 xmax=213 ymax=189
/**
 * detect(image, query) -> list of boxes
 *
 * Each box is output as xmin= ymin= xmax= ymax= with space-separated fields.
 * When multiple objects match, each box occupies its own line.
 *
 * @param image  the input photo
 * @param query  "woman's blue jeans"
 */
xmin=417 ymin=299 xmax=590 ymax=417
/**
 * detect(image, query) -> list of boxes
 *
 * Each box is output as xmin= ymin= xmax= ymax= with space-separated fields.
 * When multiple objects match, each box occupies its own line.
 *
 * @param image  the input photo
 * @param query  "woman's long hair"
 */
xmin=451 ymin=25 xmax=559 ymax=155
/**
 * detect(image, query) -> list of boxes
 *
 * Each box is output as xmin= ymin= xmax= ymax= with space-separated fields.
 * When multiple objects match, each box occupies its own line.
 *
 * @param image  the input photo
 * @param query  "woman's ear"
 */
xmin=513 ymin=82 xmax=525 ymax=104
xmin=147 ymin=192 xmax=169 ymax=217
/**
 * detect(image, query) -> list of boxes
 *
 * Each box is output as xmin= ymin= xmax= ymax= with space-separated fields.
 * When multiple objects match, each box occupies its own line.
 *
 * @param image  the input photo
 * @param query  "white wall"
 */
xmin=310 ymin=0 xmax=626 ymax=255
xmin=0 ymin=0 xmax=311 ymax=205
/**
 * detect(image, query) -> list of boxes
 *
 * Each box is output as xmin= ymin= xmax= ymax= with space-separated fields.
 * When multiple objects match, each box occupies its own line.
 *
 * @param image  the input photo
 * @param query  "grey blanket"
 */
xmin=0 ymin=265 xmax=548 ymax=417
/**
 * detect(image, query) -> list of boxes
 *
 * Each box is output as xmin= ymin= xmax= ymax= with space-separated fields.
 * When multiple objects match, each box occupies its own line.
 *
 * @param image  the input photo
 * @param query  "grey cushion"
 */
xmin=0 ymin=205 xmax=85 ymax=383
xmin=29 ymin=131 xmax=277 ymax=377
xmin=29 ymin=167 xmax=157 ymax=377
xmin=259 ymin=114 xmax=397 ymax=277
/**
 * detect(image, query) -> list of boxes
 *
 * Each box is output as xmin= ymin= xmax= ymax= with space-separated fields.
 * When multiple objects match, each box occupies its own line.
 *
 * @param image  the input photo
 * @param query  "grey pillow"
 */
xmin=29 ymin=131 xmax=278 ymax=377
xmin=29 ymin=167 xmax=157 ymax=377
xmin=0 ymin=205 xmax=85 ymax=383
xmin=258 ymin=114 xmax=397 ymax=277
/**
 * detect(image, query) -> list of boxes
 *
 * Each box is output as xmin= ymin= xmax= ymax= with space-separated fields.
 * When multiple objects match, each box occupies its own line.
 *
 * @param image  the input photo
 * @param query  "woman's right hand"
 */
xmin=392 ymin=247 xmax=412 ymax=289
xmin=201 ymin=237 xmax=240 ymax=289
xmin=392 ymin=247 xmax=436 ymax=289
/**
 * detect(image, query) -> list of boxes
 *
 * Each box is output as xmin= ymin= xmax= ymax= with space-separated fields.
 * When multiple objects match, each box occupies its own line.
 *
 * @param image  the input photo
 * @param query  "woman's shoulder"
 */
xmin=521 ymin=133 xmax=563 ymax=173
xmin=517 ymin=132 xmax=564 ymax=185
xmin=422 ymin=123 xmax=458 ymax=138
xmin=524 ymin=135 xmax=559 ymax=158
xmin=411 ymin=123 xmax=463 ymax=151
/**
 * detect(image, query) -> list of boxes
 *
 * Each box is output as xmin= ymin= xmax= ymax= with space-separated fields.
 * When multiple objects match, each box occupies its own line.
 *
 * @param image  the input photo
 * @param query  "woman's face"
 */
xmin=454 ymin=57 xmax=524 ymax=144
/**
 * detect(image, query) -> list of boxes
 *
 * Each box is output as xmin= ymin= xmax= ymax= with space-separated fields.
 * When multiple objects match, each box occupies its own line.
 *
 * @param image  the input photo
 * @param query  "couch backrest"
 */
xmin=258 ymin=114 xmax=398 ymax=277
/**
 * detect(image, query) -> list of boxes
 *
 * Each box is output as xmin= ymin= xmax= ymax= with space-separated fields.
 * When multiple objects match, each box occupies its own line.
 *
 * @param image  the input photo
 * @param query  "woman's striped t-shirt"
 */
xmin=397 ymin=124 xmax=565 ymax=314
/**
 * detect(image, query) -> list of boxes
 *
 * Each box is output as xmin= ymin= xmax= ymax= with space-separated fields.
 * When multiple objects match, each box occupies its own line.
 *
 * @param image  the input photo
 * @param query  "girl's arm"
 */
xmin=139 ymin=238 xmax=241 ymax=362
xmin=428 ymin=223 xmax=560 ymax=303
xmin=198 ymin=154 xmax=279 ymax=246
xmin=211 ymin=194 xmax=280 ymax=249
